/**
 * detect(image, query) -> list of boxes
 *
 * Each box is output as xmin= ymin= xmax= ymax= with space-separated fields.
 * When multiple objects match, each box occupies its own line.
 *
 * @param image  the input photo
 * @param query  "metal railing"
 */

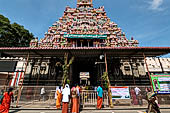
xmin=81 ymin=90 xmax=109 ymax=107
xmin=47 ymin=89 xmax=109 ymax=107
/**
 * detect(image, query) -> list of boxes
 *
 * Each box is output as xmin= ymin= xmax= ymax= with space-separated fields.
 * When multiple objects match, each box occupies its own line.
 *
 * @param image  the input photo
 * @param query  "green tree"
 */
xmin=0 ymin=14 xmax=34 ymax=47
xmin=62 ymin=53 xmax=74 ymax=87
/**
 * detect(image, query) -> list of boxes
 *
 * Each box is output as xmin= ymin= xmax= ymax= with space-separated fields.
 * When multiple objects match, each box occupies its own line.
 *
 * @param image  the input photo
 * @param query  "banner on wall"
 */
xmin=151 ymin=74 xmax=170 ymax=94
xmin=64 ymin=34 xmax=107 ymax=39
xmin=110 ymin=86 xmax=130 ymax=99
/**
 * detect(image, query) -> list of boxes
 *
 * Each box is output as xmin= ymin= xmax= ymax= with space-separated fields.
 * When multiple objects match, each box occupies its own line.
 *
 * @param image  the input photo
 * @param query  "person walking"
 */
xmin=62 ymin=84 xmax=70 ymax=113
xmin=130 ymin=88 xmax=138 ymax=105
xmin=71 ymin=85 xmax=78 ymax=113
xmin=135 ymin=87 xmax=141 ymax=97
xmin=97 ymin=85 xmax=103 ymax=109
xmin=138 ymin=92 xmax=143 ymax=106
xmin=56 ymin=86 xmax=62 ymax=109
xmin=40 ymin=86 xmax=45 ymax=101
xmin=0 ymin=87 xmax=14 ymax=113
xmin=146 ymin=88 xmax=161 ymax=113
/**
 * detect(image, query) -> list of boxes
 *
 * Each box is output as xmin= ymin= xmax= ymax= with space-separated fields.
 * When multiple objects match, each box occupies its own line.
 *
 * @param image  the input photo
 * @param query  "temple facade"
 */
xmin=1 ymin=57 xmax=170 ymax=86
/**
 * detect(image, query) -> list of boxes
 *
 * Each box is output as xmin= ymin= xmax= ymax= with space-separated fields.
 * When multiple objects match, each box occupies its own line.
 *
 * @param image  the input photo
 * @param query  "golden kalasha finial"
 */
xmin=77 ymin=0 xmax=92 ymax=4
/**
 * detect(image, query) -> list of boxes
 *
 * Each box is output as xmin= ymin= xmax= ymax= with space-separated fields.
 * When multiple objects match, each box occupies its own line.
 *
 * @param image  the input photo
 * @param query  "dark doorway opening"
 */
xmin=89 ymin=40 xmax=93 ymax=47
xmin=71 ymin=57 xmax=98 ymax=87
xmin=82 ymin=40 xmax=88 ymax=47
xmin=76 ymin=39 xmax=94 ymax=47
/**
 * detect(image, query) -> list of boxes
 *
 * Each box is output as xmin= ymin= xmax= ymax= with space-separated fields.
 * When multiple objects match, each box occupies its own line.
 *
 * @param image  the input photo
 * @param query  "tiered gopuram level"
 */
xmin=30 ymin=0 xmax=138 ymax=48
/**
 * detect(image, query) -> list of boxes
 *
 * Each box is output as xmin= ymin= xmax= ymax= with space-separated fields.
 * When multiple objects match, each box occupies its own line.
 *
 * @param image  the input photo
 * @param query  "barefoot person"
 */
xmin=71 ymin=85 xmax=78 ymax=113
xmin=62 ymin=84 xmax=70 ymax=113
xmin=97 ymin=85 xmax=103 ymax=109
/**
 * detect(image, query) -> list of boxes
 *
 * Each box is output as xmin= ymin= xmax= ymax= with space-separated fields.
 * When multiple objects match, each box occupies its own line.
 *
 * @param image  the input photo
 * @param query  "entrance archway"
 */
xmin=71 ymin=57 xmax=98 ymax=87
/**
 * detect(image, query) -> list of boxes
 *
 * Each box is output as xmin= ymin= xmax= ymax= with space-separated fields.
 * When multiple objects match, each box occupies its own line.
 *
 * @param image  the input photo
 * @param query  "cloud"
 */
xmin=149 ymin=0 xmax=164 ymax=11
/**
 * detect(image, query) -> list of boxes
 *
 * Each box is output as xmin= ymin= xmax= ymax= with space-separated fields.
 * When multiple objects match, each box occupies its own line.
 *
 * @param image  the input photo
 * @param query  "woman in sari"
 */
xmin=0 ymin=87 xmax=14 ymax=113
xmin=76 ymin=84 xmax=81 ymax=113
xmin=130 ymin=88 xmax=138 ymax=105
xmin=71 ymin=86 xmax=78 ymax=113
xmin=56 ymin=86 xmax=62 ymax=109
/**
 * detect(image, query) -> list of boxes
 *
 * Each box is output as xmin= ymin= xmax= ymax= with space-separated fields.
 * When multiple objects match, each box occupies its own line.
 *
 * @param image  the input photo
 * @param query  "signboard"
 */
xmin=110 ymin=86 xmax=130 ymax=99
xmin=64 ymin=34 xmax=107 ymax=39
xmin=151 ymin=74 xmax=170 ymax=94
xmin=0 ymin=61 xmax=17 ymax=72
xmin=80 ymin=72 xmax=90 ymax=78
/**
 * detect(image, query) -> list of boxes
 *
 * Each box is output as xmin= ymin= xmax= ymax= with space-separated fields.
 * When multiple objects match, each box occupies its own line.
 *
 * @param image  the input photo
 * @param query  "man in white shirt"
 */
xmin=40 ymin=87 xmax=45 ymax=101
xmin=62 ymin=84 xmax=70 ymax=113
xmin=134 ymin=86 xmax=141 ymax=96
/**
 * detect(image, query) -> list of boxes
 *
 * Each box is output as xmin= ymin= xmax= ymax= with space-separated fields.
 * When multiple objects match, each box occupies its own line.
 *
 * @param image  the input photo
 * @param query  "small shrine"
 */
xmin=30 ymin=0 xmax=138 ymax=48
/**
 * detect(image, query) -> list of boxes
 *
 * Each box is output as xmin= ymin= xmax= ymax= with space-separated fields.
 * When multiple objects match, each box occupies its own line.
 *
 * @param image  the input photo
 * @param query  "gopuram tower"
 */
xmin=30 ymin=0 xmax=138 ymax=48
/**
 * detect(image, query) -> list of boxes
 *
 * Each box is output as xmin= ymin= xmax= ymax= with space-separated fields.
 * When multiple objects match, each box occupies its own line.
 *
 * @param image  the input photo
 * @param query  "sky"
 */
xmin=0 ymin=0 xmax=170 ymax=47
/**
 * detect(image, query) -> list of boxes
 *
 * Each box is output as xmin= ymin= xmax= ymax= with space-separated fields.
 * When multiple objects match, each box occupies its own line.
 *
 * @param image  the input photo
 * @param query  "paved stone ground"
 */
xmin=9 ymin=100 xmax=170 ymax=113
xmin=9 ymin=109 xmax=170 ymax=113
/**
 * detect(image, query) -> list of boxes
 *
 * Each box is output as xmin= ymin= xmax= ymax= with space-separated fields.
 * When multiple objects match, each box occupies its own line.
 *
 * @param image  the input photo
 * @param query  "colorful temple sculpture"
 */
xmin=30 ymin=0 xmax=138 ymax=48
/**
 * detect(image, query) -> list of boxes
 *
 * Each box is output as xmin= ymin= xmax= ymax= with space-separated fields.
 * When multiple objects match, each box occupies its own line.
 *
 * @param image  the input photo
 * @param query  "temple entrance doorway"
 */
xmin=71 ymin=57 xmax=98 ymax=87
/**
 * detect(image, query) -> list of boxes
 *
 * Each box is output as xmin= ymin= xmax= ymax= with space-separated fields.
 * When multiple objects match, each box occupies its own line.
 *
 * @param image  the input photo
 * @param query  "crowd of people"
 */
xmin=36 ymin=83 xmax=104 ymax=113
xmin=0 ymin=85 xmax=161 ymax=113
xmin=130 ymin=86 xmax=143 ymax=106
xmin=55 ymin=84 xmax=103 ymax=113
xmin=130 ymin=87 xmax=161 ymax=113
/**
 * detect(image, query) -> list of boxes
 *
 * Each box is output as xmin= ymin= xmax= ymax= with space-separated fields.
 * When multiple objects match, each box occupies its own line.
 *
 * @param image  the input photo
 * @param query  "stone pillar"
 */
xmin=80 ymin=40 xmax=83 ymax=47
xmin=87 ymin=40 xmax=90 ymax=47
xmin=76 ymin=40 xmax=78 ymax=47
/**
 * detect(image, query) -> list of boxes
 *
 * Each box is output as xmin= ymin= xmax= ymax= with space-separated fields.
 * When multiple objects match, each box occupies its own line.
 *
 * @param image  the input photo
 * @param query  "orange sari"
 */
xmin=97 ymin=96 xmax=102 ymax=109
xmin=56 ymin=90 xmax=62 ymax=109
xmin=76 ymin=86 xmax=80 ymax=113
xmin=62 ymin=102 xmax=69 ymax=113
xmin=71 ymin=98 xmax=78 ymax=113
xmin=71 ymin=87 xmax=78 ymax=113
xmin=0 ymin=92 xmax=13 ymax=113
